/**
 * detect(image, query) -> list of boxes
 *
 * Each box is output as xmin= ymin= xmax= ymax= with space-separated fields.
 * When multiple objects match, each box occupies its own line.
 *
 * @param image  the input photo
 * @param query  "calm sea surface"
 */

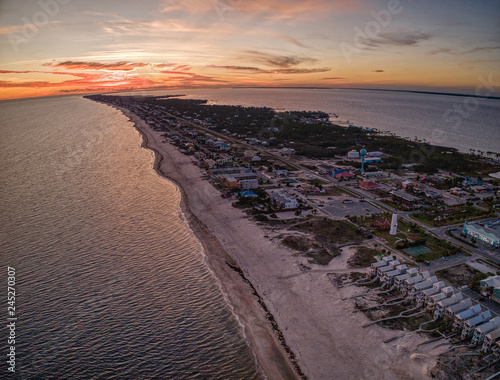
xmin=0 ymin=96 xmax=259 ymax=379
xmin=119 ymin=88 xmax=500 ymax=154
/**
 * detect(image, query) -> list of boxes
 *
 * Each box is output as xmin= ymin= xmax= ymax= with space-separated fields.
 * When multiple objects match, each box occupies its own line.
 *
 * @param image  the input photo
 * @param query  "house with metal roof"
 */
xmin=381 ymin=264 xmax=408 ymax=284
xmin=462 ymin=310 xmax=492 ymax=339
xmin=409 ymin=276 xmax=438 ymax=301
xmin=419 ymin=281 xmax=446 ymax=305
xmin=481 ymin=327 xmax=500 ymax=352
xmin=445 ymin=298 xmax=473 ymax=319
xmin=453 ymin=304 xmax=482 ymax=329
xmin=471 ymin=317 xmax=500 ymax=346
xmin=401 ymin=274 xmax=423 ymax=295
xmin=434 ymin=293 xmax=463 ymax=318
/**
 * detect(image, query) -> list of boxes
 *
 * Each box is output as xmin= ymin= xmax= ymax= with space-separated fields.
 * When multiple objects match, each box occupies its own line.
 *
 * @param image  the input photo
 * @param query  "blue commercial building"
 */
xmin=463 ymin=221 xmax=500 ymax=248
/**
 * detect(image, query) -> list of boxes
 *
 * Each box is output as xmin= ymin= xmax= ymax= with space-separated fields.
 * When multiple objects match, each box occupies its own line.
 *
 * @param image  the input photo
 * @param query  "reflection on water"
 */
xmin=0 ymin=96 xmax=259 ymax=379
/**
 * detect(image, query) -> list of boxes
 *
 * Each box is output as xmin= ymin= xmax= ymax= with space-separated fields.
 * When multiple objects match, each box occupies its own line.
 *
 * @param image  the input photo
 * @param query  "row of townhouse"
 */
xmin=370 ymin=258 xmax=500 ymax=355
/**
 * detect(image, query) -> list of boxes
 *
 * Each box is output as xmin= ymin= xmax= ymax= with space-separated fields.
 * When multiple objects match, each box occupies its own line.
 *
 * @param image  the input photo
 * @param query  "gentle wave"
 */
xmin=0 ymin=96 xmax=259 ymax=379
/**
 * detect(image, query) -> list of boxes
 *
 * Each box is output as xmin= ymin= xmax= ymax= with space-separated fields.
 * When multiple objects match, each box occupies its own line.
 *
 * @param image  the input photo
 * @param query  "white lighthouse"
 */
xmin=390 ymin=213 xmax=398 ymax=235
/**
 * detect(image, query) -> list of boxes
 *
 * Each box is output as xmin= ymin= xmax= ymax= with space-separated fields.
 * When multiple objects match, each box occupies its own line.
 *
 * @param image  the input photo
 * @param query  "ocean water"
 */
xmin=0 ymin=96 xmax=259 ymax=379
xmin=118 ymin=88 xmax=500 ymax=154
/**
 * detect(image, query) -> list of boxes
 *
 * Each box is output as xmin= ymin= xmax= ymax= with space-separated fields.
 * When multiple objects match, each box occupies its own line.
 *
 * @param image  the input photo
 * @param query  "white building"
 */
xmin=239 ymin=179 xmax=259 ymax=190
xmin=270 ymin=191 xmax=298 ymax=210
xmin=347 ymin=150 xmax=360 ymax=158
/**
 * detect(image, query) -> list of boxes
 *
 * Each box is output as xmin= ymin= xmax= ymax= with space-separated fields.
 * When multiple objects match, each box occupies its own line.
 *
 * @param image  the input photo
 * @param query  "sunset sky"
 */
xmin=0 ymin=0 xmax=499 ymax=100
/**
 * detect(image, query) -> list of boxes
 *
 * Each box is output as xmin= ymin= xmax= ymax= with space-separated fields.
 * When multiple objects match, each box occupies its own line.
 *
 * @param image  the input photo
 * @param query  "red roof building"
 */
xmin=335 ymin=172 xmax=354 ymax=180
xmin=359 ymin=181 xmax=379 ymax=190
xmin=374 ymin=218 xmax=390 ymax=230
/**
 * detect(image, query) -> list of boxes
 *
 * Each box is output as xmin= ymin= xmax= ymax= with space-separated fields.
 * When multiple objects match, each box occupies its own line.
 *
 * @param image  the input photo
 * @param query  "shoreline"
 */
xmin=115 ymin=105 xmax=299 ymax=379
xmin=98 ymin=100 xmax=449 ymax=380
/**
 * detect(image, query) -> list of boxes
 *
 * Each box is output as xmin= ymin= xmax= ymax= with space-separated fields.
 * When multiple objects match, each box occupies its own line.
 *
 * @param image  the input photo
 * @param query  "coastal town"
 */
xmin=88 ymin=94 xmax=500 ymax=379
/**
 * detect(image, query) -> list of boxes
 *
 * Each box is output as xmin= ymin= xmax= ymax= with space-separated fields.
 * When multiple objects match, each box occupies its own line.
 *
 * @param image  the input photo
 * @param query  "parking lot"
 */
xmin=322 ymin=200 xmax=383 ymax=218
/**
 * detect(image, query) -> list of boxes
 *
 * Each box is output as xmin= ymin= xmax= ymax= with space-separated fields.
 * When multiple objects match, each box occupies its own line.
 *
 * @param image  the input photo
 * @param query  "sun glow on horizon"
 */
xmin=0 ymin=0 xmax=499 ymax=100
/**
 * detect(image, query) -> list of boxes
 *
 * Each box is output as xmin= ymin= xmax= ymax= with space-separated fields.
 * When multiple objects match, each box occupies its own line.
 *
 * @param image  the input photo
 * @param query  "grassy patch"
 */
xmin=281 ymin=235 xmax=319 ymax=251
xmin=348 ymin=246 xmax=380 ymax=268
xmin=436 ymin=264 xmax=489 ymax=291
xmin=317 ymin=186 xmax=345 ymax=196
xmin=291 ymin=217 xmax=362 ymax=245
xmin=412 ymin=205 xmax=493 ymax=227
xmin=305 ymin=249 xmax=339 ymax=265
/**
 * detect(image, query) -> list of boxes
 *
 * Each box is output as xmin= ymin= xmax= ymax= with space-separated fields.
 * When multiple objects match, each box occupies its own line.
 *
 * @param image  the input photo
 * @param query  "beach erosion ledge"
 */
xmin=116 ymin=105 xmax=300 ymax=380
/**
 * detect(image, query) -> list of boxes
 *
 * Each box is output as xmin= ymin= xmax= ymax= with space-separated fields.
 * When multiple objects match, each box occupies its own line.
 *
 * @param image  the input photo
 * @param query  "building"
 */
xmin=462 ymin=310 xmax=492 ymax=339
xmin=279 ymin=148 xmax=295 ymax=155
xmin=390 ymin=190 xmax=421 ymax=210
xmin=409 ymin=276 xmax=438 ymax=301
xmin=364 ymin=157 xmax=381 ymax=163
xmin=382 ymin=264 xmax=408 ymax=284
xmin=481 ymin=327 xmax=500 ymax=352
xmin=402 ymin=180 xmax=416 ymax=190
xmin=335 ymin=172 xmax=355 ymax=180
xmin=369 ymin=256 xmax=393 ymax=276
xmin=216 ymin=154 xmax=232 ymax=165
xmin=434 ymin=293 xmax=464 ymax=319
xmin=194 ymin=151 xmax=206 ymax=160
xmin=273 ymin=169 xmax=289 ymax=177
xmin=400 ymin=274 xmax=423 ymax=295
xmin=390 ymin=213 xmax=398 ymax=236
xmin=238 ymin=190 xmax=258 ymax=198
xmin=347 ymin=150 xmax=360 ymax=158
xmin=463 ymin=221 xmax=500 ymax=248
xmin=454 ymin=304 xmax=482 ymax=329
xmin=420 ymin=281 xmax=446 ymax=305
xmin=359 ymin=181 xmax=379 ymax=190
xmin=428 ymin=286 xmax=455 ymax=309
xmin=445 ymin=298 xmax=474 ymax=319
xmin=479 ymin=275 xmax=500 ymax=304
xmin=270 ymin=191 xmax=298 ymax=210
xmin=239 ymin=179 xmax=259 ymax=190
xmin=471 ymin=317 xmax=500 ymax=347
xmin=221 ymin=176 xmax=239 ymax=188
xmin=203 ymin=158 xmax=217 ymax=168
xmin=299 ymin=185 xmax=321 ymax=195
xmin=374 ymin=218 xmax=390 ymax=230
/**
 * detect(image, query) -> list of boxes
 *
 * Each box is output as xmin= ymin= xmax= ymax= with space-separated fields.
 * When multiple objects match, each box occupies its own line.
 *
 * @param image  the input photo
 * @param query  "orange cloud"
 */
xmin=0 ymin=60 xmax=228 ymax=99
xmin=162 ymin=0 xmax=361 ymax=20
xmin=0 ymin=70 xmax=34 ymax=74
xmin=206 ymin=65 xmax=330 ymax=74
xmin=43 ymin=61 xmax=150 ymax=71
